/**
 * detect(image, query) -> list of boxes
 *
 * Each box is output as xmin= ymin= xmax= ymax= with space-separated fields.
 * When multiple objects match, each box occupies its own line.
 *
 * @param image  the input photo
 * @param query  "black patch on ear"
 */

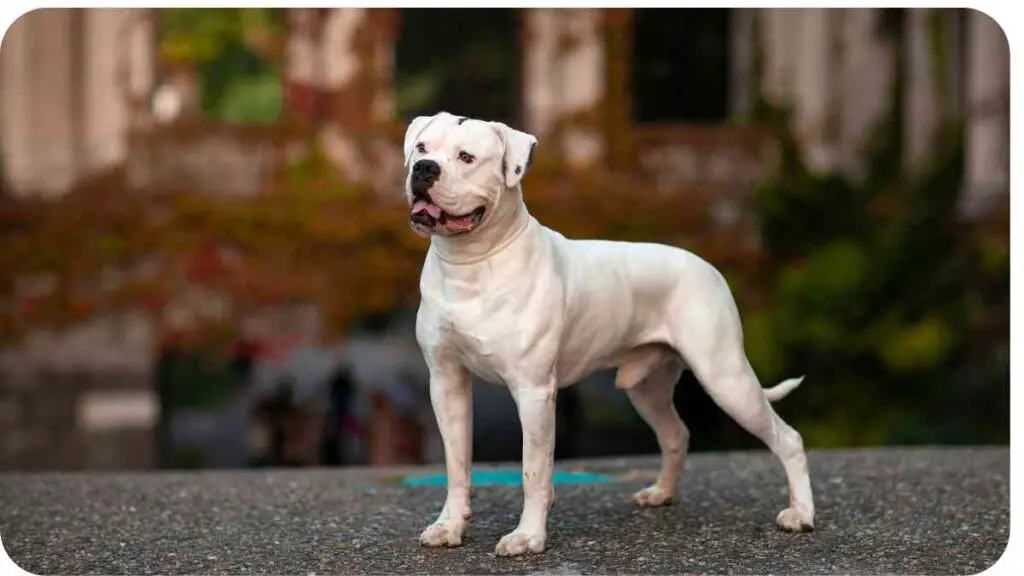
xmin=514 ymin=143 xmax=537 ymax=176
xmin=525 ymin=142 xmax=537 ymax=172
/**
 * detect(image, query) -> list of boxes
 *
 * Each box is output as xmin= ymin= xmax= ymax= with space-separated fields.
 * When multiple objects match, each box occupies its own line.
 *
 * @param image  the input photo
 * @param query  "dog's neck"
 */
xmin=429 ymin=186 xmax=531 ymax=265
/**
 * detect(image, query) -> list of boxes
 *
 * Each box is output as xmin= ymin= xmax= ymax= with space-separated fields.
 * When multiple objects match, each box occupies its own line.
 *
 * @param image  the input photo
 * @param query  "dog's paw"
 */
xmin=494 ymin=530 xmax=546 ymax=557
xmin=775 ymin=506 xmax=814 ymax=533
xmin=632 ymin=484 xmax=674 ymax=507
xmin=419 ymin=521 xmax=468 ymax=548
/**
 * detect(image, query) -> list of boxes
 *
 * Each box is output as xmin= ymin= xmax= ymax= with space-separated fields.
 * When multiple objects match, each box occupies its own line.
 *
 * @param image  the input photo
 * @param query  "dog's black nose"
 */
xmin=412 ymin=159 xmax=441 ymax=185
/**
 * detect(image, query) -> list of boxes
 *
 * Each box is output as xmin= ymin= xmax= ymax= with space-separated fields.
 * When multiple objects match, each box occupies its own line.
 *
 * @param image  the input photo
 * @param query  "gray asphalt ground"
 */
xmin=0 ymin=447 xmax=1008 ymax=575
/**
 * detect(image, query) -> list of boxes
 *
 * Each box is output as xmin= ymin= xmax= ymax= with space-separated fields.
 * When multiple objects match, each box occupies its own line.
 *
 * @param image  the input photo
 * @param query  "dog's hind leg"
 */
xmin=684 ymin=343 xmax=815 ymax=532
xmin=624 ymin=356 xmax=688 ymax=507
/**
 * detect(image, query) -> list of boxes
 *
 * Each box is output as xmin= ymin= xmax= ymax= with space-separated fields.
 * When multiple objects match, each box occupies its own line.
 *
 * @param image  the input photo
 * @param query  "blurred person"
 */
xmin=319 ymin=364 xmax=358 ymax=466
xmin=250 ymin=376 xmax=301 ymax=466
xmin=246 ymin=344 xmax=345 ymax=467
xmin=345 ymin=310 xmax=439 ymax=466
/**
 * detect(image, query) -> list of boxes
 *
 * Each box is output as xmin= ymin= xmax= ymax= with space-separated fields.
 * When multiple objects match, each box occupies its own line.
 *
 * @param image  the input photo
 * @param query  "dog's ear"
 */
xmin=492 ymin=122 xmax=538 ymax=188
xmin=403 ymin=115 xmax=433 ymax=167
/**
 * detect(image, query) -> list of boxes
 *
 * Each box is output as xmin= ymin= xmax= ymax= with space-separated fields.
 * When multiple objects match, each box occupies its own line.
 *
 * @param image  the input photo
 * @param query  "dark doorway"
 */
xmin=395 ymin=9 xmax=520 ymax=125
xmin=631 ymin=8 xmax=732 ymax=123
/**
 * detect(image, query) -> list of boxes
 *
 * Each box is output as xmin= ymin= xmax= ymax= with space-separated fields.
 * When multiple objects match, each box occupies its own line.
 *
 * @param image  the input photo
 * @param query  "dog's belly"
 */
xmin=552 ymin=297 xmax=657 ymax=386
xmin=555 ymin=323 xmax=668 ymax=387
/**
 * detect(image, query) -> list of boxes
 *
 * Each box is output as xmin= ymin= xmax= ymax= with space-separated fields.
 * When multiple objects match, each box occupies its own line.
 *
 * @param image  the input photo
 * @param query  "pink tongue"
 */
xmin=412 ymin=198 xmax=442 ymax=219
xmin=444 ymin=215 xmax=475 ymax=232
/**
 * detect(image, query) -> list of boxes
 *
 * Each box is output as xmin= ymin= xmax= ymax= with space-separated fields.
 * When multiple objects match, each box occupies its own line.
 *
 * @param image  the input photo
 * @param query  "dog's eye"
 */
xmin=416 ymin=142 xmax=427 ymax=154
xmin=458 ymin=151 xmax=475 ymax=164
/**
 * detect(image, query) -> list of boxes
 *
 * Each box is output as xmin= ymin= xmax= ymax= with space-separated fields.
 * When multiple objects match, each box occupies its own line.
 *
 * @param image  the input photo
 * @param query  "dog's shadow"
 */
xmin=459 ymin=482 xmax=756 ymax=543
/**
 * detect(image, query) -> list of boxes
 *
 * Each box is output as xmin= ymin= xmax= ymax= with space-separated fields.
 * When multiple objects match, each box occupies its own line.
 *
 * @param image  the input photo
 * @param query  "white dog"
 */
xmin=404 ymin=112 xmax=815 ymax=557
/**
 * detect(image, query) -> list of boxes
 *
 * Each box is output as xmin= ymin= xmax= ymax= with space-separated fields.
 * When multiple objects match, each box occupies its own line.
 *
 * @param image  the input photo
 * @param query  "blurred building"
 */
xmin=1 ymin=9 xmax=1009 ymax=209
xmin=1 ymin=10 xmax=154 ymax=197
xmin=0 ymin=8 xmax=1010 ymax=470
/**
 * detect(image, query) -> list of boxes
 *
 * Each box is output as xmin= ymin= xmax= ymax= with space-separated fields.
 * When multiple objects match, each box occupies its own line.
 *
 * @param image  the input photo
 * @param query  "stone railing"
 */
xmin=124 ymin=119 xmax=408 ymax=198
xmin=125 ymin=120 xmax=317 ymax=197
xmin=631 ymin=124 xmax=779 ymax=192
xmin=0 ymin=367 xmax=156 ymax=471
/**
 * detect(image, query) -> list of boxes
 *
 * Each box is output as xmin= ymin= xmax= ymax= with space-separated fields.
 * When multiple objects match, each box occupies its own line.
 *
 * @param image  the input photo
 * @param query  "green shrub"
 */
xmin=745 ymin=104 xmax=1007 ymax=447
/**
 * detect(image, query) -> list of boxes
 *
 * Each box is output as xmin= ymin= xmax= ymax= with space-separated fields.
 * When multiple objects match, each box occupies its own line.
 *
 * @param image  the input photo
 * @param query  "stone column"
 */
xmin=522 ymin=9 xmax=561 ymax=142
xmin=285 ymin=8 xmax=325 ymax=122
xmin=1 ymin=8 xmax=35 ymax=195
xmin=558 ymin=9 xmax=605 ymax=168
xmin=317 ymin=8 xmax=400 ymax=187
xmin=602 ymin=9 xmax=632 ymax=171
xmin=793 ymin=8 xmax=838 ymax=172
xmin=34 ymin=9 xmax=78 ymax=196
xmin=837 ymin=9 xmax=896 ymax=180
xmin=0 ymin=9 xmax=77 ymax=197
xmin=105 ymin=9 xmax=156 ymax=191
xmin=729 ymin=9 xmax=758 ymax=118
xmin=521 ymin=9 xmax=606 ymax=168
xmin=370 ymin=9 xmax=398 ymax=127
xmin=759 ymin=9 xmax=838 ymax=173
xmin=321 ymin=8 xmax=369 ymax=116
xmin=904 ymin=8 xmax=945 ymax=176
xmin=942 ymin=10 xmax=966 ymax=119
xmin=317 ymin=8 xmax=364 ymax=181
xmin=760 ymin=9 xmax=800 ymax=106
xmin=82 ymin=10 xmax=135 ymax=174
xmin=366 ymin=9 xmax=402 ymax=191
xmin=963 ymin=9 xmax=1009 ymax=217
xmin=1 ymin=9 xmax=153 ymax=197
xmin=123 ymin=9 xmax=156 ymax=129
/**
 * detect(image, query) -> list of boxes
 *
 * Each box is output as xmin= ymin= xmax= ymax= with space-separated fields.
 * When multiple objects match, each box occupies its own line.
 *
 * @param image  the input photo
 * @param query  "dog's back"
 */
xmin=553 ymin=229 xmax=729 ymax=316
xmin=535 ymin=226 xmax=731 ymax=385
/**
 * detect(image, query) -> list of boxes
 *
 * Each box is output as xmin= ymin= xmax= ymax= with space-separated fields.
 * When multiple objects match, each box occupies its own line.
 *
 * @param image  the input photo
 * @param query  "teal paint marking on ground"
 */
xmin=401 ymin=470 xmax=614 ymax=487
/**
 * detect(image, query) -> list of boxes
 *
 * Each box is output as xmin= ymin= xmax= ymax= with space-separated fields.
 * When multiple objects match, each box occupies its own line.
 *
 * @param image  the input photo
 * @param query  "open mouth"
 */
xmin=410 ymin=193 xmax=485 ymax=234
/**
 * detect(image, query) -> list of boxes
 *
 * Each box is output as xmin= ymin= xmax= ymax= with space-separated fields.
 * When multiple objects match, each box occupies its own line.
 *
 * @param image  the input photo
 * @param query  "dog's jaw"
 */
xmin=408 ymin=192 xmax=487 ymax=238
xmin=425 ymin=188 xmax=531 ymax=264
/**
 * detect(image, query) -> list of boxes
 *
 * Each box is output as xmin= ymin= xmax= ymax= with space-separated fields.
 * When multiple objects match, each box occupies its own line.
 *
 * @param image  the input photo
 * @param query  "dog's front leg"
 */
xmin=495 ymin=383 xmax=557 ymax=557
xmin=419 ymin=363 xmax=473 ymax=548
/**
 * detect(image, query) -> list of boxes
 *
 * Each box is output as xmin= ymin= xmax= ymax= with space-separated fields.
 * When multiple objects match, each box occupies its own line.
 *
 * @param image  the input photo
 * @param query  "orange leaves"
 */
xmin=184 ymin=245 xmax=228 ymax=283
xmin=0 ymin=154 xmax=766 ymax=346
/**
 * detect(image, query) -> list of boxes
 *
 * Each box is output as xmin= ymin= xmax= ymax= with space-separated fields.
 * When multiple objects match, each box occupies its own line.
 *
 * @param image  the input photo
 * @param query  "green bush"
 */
xmin=746 ymin=108 xmax=1007 ymax=447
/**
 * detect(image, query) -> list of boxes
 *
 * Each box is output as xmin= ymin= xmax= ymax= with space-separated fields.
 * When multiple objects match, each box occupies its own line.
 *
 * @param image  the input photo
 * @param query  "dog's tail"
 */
xmin=763 ymin=376 xmax=805 ymax=403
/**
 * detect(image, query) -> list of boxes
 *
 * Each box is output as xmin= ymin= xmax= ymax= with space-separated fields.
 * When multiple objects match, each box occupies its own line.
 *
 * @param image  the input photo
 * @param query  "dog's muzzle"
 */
xmin=407 ymin=159 xmax=485 ymax=235
xmin=410 ymin=159 xmax=440 ymax=228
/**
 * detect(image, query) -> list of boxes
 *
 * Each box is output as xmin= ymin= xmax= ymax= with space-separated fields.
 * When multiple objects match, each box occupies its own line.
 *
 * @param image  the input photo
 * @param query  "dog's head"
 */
xmin=403 ymin=112 xmax=537 ymax=238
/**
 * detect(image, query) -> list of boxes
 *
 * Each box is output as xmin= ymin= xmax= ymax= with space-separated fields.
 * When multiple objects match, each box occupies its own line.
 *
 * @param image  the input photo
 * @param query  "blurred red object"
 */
xmin=368 ymin=392 xmax=424 ymax=466
xmin=285 ymin=82 xmax=325 ymax=123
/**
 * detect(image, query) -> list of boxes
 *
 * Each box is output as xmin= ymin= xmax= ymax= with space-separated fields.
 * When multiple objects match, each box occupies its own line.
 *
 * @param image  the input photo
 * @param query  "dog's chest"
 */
xmin=421 ymin=244 xmax=560 ymax=385
xmin=438 ymin=306 xmax=518 ymax=385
